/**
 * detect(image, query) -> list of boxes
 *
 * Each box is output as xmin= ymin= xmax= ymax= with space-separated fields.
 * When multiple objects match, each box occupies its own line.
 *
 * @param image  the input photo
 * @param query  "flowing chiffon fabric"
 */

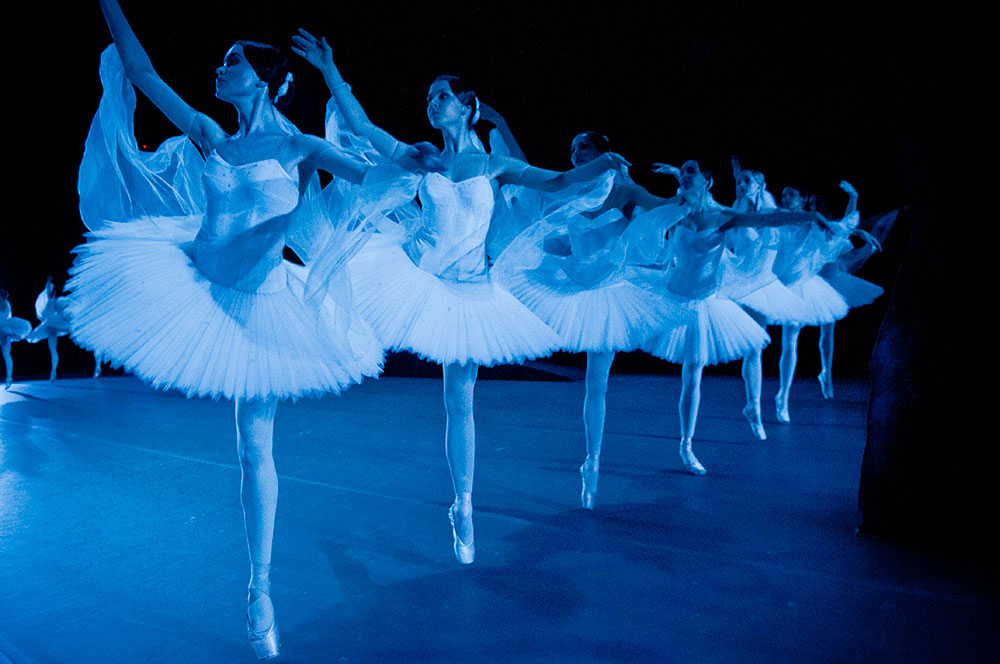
xmin=493 ymin=177 xmax=679 ymax=353
xmin=772 ymin=224 xmax=849 ymax=325
xmin=25 ymin=289 xmax=72 ymax=342
xmin=66 ymin=47 xmax=407 ymax=401
xmin=640 ymin=212 xmax=770 ymax=366
xmin=349 ymin=171 xmax=563 ymax=367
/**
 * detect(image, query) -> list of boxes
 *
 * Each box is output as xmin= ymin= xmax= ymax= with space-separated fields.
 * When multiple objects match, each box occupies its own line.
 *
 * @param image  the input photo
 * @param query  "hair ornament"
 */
xmin=276 ymin=72 xmax=293 ymax=100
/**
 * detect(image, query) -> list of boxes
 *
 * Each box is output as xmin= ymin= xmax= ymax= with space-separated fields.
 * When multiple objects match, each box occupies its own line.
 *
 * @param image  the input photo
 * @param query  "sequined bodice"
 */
xmin=189 ymin=152 xmax=300 ymax=292
xmin=404 ymin=173 xmax=495 ymax=283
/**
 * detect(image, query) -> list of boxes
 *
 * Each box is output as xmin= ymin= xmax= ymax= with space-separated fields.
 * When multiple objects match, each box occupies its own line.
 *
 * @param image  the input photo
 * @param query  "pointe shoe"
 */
xmin=448 ymin=502 xmax=475 ymax=564
xmin=49 ymin=370 xmax=57 ymax=382
xmin=580 ymin=457 xmax=600 ymax=510
xmin=775 ymin=393 xmax=791 ymax=423
xmin=247 ymin=588 xmax=280 ymax=660
xmin=4 ymin=379 xmax=11 ymax=390
xmin=817 ymin=372 xmax=834 ymax=400
xmin=742 ymin=406 xmax=767 ymax=440
xmin=679 ymin=438 xmax=707 ymax=475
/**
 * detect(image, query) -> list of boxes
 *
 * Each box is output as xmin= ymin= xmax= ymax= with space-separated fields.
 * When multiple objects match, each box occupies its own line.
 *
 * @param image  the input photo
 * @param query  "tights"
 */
xmin=583 ymin=351 xmax=615 ymax=462
xmin=235 ymin=397 xmax=278 ymax=631
xmin=2 ymin=339 xmax=12 ymax=388
xmin=443 ymin=362 xmax=477 ymax=543
xmin=777 ymin=323 xmax=836 ymax=420
xmin=46 ymin=334 xmax=59 ymax=381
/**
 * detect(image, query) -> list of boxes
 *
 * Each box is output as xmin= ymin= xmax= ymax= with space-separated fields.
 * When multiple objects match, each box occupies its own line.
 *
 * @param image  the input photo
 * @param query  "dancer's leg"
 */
xmin=581 ymin=351 xmax=614 ymax=509
xmin=2 ymin=339 xmax=12 ymax=389
xmin=818 ymin=323 xmax=835 ymax=399
xmin=93 ymin=352 xmax=103 ymax=379
xmin=443 ymin=361 xmax=478 ymax=563
xmin=679 ymin=361 xmax=707 ymax=475
xmin=47 ymin=333 xmax=59 ymax=381
xmin=235 ymin=397 xmax=280 ymax=653
xmin=741 ymin=347 xmax=766 ymax=440
xmin=775 ymin=324 xmax=801 ymax=423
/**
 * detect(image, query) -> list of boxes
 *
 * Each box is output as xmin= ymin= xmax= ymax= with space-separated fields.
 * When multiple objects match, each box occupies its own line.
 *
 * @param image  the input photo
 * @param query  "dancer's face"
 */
xmin=737 ymin=172 xmax=760 ymax=199
xmin=426 ymin=80 xmax=470 ymax=130
xmin=215 ymin=45 xmax=265 ymax=103
xmin=680 ymin=160 xmax=707 ymax=192
xmin=570 ymin=135 xmax=602 ymax=167
xmin=781 ymin=187 xmax=804 ymax=211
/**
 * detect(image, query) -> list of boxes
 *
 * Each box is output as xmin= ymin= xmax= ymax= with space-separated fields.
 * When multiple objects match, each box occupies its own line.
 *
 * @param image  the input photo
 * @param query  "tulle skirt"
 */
xmin=1 ymin=317 xmax=32 ymax=343
xmin=66 ymin=217 xmax=383 ymax=401
xmin=785 ymin=275 xmax=850 ymax=325
xmin=498 ymin=265 xmax=671 ymax=353
xmin=642 ymin=291 xmax=770 ymax=366
xmin=349 ymin=233 xmax=561 ymax=366
xmin=820 ymin=264 xmax=884 ymax=309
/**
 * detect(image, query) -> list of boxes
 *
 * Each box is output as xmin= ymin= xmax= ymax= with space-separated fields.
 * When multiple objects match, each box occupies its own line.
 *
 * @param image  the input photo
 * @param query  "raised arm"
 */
xmin=492 ymin=152 xmax=630 ymax=192
xmin=98 ymin=0 xmax=225 ymax=151
xmin=839 ymin=180 xmax=859 ymax=217
xmin=291 ymin=29 xmax=406 ymax=160
xmin=478 ymin=103 xmax=528 ymax=161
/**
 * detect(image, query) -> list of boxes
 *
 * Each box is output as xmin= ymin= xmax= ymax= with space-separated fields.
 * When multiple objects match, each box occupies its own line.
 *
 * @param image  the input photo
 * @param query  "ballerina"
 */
xmin=493 ymin=130 xmax=680 ymax=509
xmin=25 ymin=276 xmax=73 ymax=381
xmin=723 ymin=161 xmax=814 ymax=440
xmin=292 ymin=29 xmax=628 ymax=562
xmin=1 ymin=289 xmax=32 ymax=389
xmin=776 ymin=182 xmax=885 ymax=409
xmin=67 ymin=2 xmax=420 ymax=658
xmin=641 ymin=160 xmax=824 ymax=475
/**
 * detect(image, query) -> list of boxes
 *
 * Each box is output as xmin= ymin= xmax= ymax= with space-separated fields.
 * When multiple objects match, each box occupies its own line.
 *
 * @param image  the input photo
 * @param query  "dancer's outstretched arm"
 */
xmin=98 ymin=0 xmax=227 ymax=153
xmin=490 ymin=151 xmax=630 ymax=192
xmin=292 ymin=30 xmax=409 ymax=160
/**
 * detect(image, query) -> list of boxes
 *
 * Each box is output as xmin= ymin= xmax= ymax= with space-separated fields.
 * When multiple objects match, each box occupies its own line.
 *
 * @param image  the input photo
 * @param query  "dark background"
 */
xmin=1 ymin=1 xmax=975 ymax=380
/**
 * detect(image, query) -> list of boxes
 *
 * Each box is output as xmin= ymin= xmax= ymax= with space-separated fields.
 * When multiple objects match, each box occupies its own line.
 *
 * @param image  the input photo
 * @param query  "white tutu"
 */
xmin=350 ymin=233 xmax=559 ymax=366
xmin=642 ymin=292 xmax=770 ymax=366
xmin=820 ymin=264 xmax=884 ymax=309
xmin=67 ymin=216 xmax=383 ymax=401
xmin=1 ymin=313 xmax=32 ymax=342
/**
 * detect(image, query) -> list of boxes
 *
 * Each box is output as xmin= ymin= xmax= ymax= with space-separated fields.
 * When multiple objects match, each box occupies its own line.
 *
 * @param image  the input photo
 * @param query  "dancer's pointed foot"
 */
xmin=580 ymin=456 xmax=600 ymax=510
xmin=817 ymin=371 xmax=834 ymax=399
xmin=448 ymin=501 xmax=475 ymax=564
xmin=49 ymin=370 xmax=56 ymax=382
xmin=247 ymin=587 xmax=280 ymax=660
xmin=742 ymin=405 xmax=767 ymax=440
xmin=775 ymin=392 xmax=791 ymax=423
xmin=679 ymin=438 xmax=707 ymax=475
xmin=4 ymin=378 xmax=11 ymax=390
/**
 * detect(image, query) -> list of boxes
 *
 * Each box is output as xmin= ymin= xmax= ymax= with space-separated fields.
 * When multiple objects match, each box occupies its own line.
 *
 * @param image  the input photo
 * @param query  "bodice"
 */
xmin=404 ymin=173 xmax=495 ymax=283
xmin=189 ymin=152 xmax=300 ymax=292
xmin=668 ymin=224 xmax=727 ymax=299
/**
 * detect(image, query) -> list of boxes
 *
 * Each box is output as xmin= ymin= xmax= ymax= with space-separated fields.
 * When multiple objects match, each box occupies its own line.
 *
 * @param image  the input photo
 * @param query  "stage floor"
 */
xmin=1 ymin=371 xmax=996 ymax=663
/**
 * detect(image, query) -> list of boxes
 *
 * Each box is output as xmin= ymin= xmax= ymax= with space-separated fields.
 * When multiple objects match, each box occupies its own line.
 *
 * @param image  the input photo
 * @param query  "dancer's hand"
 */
xmin=851 ymin=227 xmax=882 ymax=252
xmin=838 ymin=180 xmax=858 ymax=198
xmin=291 ymin=29 xmax=333 ymax=71
xmin=602 ymin=152 xmax=631 ymax=173
xmin=651 ymin=162 xmax=681 ymax=178
xmin=478 ymin=102 xmax=504 ymax=126
xmin=399 ymin=142 xmax=446 ymax=173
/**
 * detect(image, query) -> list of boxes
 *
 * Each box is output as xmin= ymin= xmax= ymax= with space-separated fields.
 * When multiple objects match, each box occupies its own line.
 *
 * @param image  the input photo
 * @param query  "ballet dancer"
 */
xmin=643 ymin=160 xmax=823 ymax=474
xmin=494 ymin=130 xmax=681 ymax=509
xmin=1 ymin=289 xmax=32 ymax=389
xmin=67 ymin=1 xmax=423 ymax=658
xmin=724 ymin=160 xmax=813 ymax=440
xmin=292 ymin=29 xmax=628 ymax=562
xmin=776 ymin=182 xmax=884 ymax=410
xmin=25 ymin=277 xmax=73 ymax=381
